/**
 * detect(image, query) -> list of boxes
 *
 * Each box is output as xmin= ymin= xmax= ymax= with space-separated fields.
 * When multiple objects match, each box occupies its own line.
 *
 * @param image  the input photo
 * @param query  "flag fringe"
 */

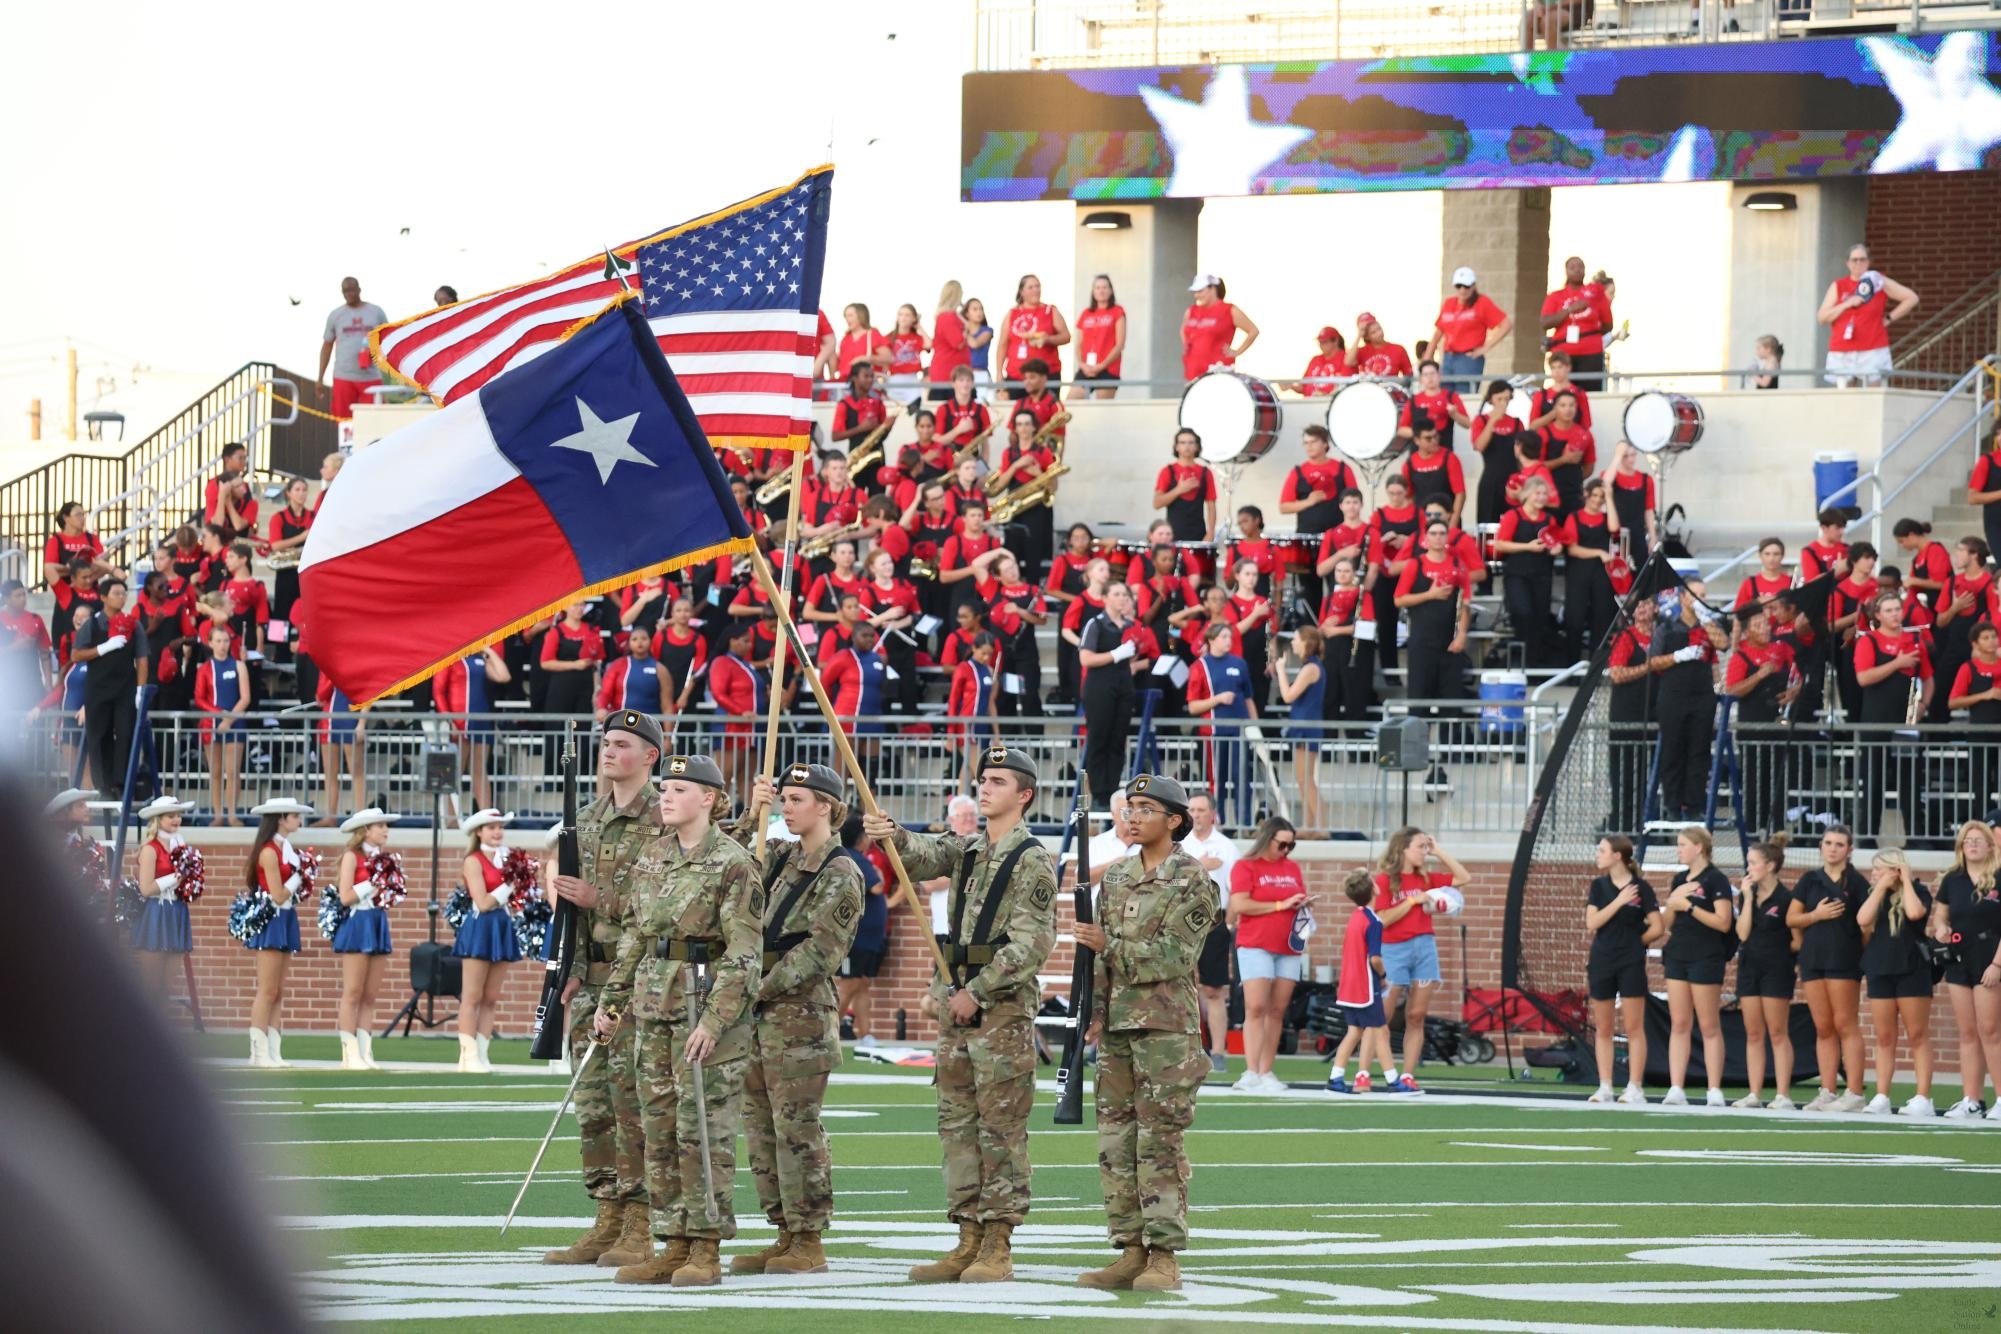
xmin=709 ymin=432 xmax=813 ymax=454
xmin=349 ymin=535 xmax=756 ymax=710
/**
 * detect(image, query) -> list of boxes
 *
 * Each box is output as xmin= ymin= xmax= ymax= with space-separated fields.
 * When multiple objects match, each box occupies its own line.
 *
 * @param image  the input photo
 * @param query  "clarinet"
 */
xmin=529 ymin=722 xmax=583 ymax=1060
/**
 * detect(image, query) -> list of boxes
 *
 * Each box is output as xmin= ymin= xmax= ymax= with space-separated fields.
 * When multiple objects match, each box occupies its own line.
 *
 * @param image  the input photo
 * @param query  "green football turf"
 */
xmin=197 ymin=1033 xmax=2001 ymax=1332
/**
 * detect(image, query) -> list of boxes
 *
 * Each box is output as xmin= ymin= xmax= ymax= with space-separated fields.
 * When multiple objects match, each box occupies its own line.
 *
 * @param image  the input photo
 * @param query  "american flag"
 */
xmin=369 ymin=166 xmax=831 ymax=450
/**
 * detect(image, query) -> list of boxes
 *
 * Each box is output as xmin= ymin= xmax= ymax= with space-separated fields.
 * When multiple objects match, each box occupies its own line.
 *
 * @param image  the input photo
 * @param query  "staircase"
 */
xmin=1893 ymin=265 xmax=2001 ymax=380
xmin=0 ymin=363 xmax=337 ymax=583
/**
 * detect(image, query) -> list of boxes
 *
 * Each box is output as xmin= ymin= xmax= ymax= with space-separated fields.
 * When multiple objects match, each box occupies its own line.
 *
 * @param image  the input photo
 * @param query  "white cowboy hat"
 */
xmin=43 ymin=787 xmax=94 ymax=814
xmin=249 ymin=797 xmax=315 ymax=817
xmin=339 ymin=807 xmax=396 ymax=834
xmin=137 ymin=795 xmax=195 ymax=820
xmin=461 ymin=808 xmax=514 ymax=833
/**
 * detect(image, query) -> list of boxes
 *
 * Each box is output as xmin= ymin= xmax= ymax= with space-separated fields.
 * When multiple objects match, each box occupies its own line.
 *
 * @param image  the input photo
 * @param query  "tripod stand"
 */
xmin=382 ymin=748 xmax=463 ymax=1038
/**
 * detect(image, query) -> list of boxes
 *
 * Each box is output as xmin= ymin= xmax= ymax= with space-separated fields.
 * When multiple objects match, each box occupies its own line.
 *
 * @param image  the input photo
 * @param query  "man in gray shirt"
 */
xmin=318 ymin=277 xmax=388 ymax=420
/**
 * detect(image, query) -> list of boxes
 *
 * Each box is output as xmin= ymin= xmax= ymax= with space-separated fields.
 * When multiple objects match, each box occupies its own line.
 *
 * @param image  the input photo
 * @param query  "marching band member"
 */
xmin=1078 ymin=583 xmax=1149 ymax=802
xmin=993 ymin=409 xmax=1059 ymax=579
xmin=1733 ymin=537 xmax=1793 ymax=649
xmin=454 ymin=809 xmax=525 ymax=1073
xmin=979 ymin=550 xmax=1048 ymax=720
xmin=1828 ymin=542 xmax=1880 ymax=719
xmin=1397 ymin=360 xmax=1471 ymax=455
xmin=935 ymin=365 xmax=993 ymax=466
xmin=1470 ymin=380 xmax=1522 ymax=528
xmin=1660 ymin=826 xmax=1734 ymax=1107
xmin=949 ymin=632 xmax=1000 ymax=790
xmin=1931 ymin=537 xmax=1992 ymax=728
xmin=1047 ymin=525 xmax=1100 ymax=705
xmin=333 ymin=807 xmax=397 ymax=1071
xmin=1395 ymin=519 xmax=1473 ymax=707
xmin=219 ymin=541 xmax=270 ymax=657
xmin=1225 ymin=505 xmax=1280 ymax=599
xmin=1366 ymin=474 xmax=1421 ymax=675
xmin=1135 ymin=543 xmax=1201 ymax=646
xmin=1422 ymin=500 xmax=1487 ymax=587
xmin=1732 ymin=839 xmax=1798 ymax=1109
xmin=1280 ymin=425 xmax=1359 ymax=613
xmin=1314 ymin=488 xmax=1373 ymax=590
xmin=1949 ymin=620 xmax=2001 ymax=825
xmin=940 ymin=499 xmax=1005 ymax=617
xmin=1400 ymin=424 xmax=1466 ymax=530
xmin=709 ymin=623 xmax=765 ymax=796
xmin=1649 ymin=585 xmax=1729 ymax=822
xmin=1001 ymin=276 xmax=1070 ymax=393
xmin=1493 ymin=475 xmax=1563 ymax=668
xmin=619 ymin=573 xmax=677 ymax=640
xmin=1187 ymin=622 xmax=1256 ymax=830
xmin=1585 ymin=835 xmax=1660 ymax=1105
xmin=540 ymin=600 xmax=605 ymax=719
xmin=1228 ymin=557 xmax=1274 ymax=713
xmin=1969 ymin=419 xmax=2001 ymax=559
xmin=1601 ymin=441 xmax=1658 ymax=553
xmin=1856 ymin=848 xmax=1936 ymax=1116
xmin=1153 ymin=428 xmax=1217 ymax=575
xmin=1523 ymin=390 xmax=1595 ymax=518
xmin=946 ymin=456 xmax=987 ymax=516
xmin=1318 ymin=554 xmax=1376 ymax=725
xmin=653 ymin=599 xmax=705 ymax=718
xmin=1723 ymin=608 xmax=1799 ymax=839
xmin=1529 ymin=350 xmax=1593 ymax=429
xmin=804 ymin=540 xmax=865 ymax=626
xmin=800 ymin=453 xmax=863 ymax=574
xmin=194 ymin=623 xmax=249 ymax=825
xmin=1122 ymin=519 xmax=1177 ymax=587
xmin=1798 ymin=510 xmax=1852 ymax=585
xmin=1181 ymin=274 xmax=1258 ymax=380
xmin=1892 ymin=518 xmax=1952 ymax=610
xmin=1933 ymin=820 xmax=2001 ymax=1120
xmin=1560 ymin=478 xmax=1620 ymax=662
xmin=1853 ymin=590 xmax=1931 ymax=839
xmin=860 ymin=546 xmax=922 ymax=716
xmin=264 ymin=476 xmax=313 ymax=631
xmin=1605 ymin=597 xmax=1659 ymax=833
xmin=133 ymin=794 xmax=197 ymax=998
xmin=1789 ymin=825 xmax=1871 ymax=1112
xmin=244 ymin=797 xmax=312 ymax=1069
xmin=822 ymin=621 xmax=892 ymax=784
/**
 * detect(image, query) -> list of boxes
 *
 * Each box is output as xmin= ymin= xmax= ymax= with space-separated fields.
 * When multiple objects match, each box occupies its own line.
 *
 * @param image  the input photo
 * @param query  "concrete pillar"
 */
xmin=1073 ymin=199 xmax=1201 ymax=393
xmin=1725 ymin=178 xmax=1867 ymax=382
xmin=1438 ymin=189 xmax=1550 ymax=379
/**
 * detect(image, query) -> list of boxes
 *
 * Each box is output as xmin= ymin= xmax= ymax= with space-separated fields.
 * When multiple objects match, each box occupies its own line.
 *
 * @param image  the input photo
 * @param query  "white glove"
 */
xmin=1672 ymin=645 xmax=1704 ymax=663
xmin=156 ymin=871 xmax=181 ymax=897
xmin=354 ymin=880 xmax=377 ymax=905
xmin=1111 ymin=641 xmax=1138 ymax=663
xmin=97 ymin=635 xmax=127 ymax=653
xmin=282 ymin=872 xmax=302 ymax=895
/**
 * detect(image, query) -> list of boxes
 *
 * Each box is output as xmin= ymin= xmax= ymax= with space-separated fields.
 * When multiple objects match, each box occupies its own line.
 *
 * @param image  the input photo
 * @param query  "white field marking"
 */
xmin=1448 ymin=1142 xmax=1608 ymax=1152
xmin=1949 ymin=1165 xmax=2001 ymax=1173
xmin=1634 ymin=1149 xmax=1962 ymax=1167
xmin=1508 ymin=1223 xmax=1621 ymax=1228
xmin=274 ymin=1101 xmax=881 ymax=1119
xmin=1313 ymin=1213 xmax=1434 ymax=1220
xmin=251 ymin=1136 xmax=546 ymax=1147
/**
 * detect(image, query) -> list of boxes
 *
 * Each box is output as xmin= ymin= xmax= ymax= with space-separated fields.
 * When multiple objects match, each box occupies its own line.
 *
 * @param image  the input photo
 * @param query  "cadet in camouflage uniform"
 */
xmin=592 ymin=752 xmax=763 ymax=1287
xmin=1072 ymin=774 xmax=1216 ymax=1293
xmin=725 ymin=761 xmax=865 ymax=1277
xmin=542 ymin=710 xmax=666 ymax=1270
xmin=863 ymin=744 xmax=1058 ymax=1284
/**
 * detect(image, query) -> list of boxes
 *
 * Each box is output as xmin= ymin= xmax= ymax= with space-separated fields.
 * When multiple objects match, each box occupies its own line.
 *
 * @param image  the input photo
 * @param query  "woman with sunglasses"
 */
xmin=1227 ymin=818 xmax=1307 ymax=1094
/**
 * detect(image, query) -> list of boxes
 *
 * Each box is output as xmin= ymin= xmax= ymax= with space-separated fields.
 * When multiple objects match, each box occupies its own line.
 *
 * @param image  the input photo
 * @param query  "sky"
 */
xmin=0 ymin=0 xmax=1734 ymax=447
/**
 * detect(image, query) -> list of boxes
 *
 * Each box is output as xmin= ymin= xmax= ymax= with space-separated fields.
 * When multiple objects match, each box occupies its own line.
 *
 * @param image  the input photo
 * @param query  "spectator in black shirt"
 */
xmin=1788 ymin=824 xmax=1870 ymax=1112
xmin=1856 ymin=848 xmax=1936 ymax=1116
xmin=1933 ymin=820 xmax=2001 ymax=1119
xmin=1584 ymin=835 xmax=1660 ymax=1105
xmin=1660 ymin=825 xmax=1734 ymax=1107
xmin=1733 ymin=838 xmax=1799 ymax=1109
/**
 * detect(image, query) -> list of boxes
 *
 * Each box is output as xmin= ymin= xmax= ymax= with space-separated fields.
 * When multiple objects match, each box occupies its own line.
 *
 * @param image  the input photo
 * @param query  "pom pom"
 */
xmin=296 ymin=848 xmax=321 ymax=899
xmin=228 ymin=891 xmax=278 ymax=942
xmin=169 ymin=843 xmax=206 ymax=903
xmin=109 ymin=877 xmax=144 ymax=929
xmin=514 ymin=895 xmax=553 ymax=959
xmin=317 ymin=884 xmax=349 ymax=941
xmin=366 ymin=850 xmax=406 ymax=908
xmin=443 ymin=888 xmax=472 ymax=931
xmin=500 ymin=848 xmax=541 ymax=902
xmin=66 ymin=834 xmax=108 ymax=899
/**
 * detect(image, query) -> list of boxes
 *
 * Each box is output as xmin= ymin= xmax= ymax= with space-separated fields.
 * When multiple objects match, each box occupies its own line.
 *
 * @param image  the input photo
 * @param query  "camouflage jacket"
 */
xmin=752 ymin=838 xmax=865 ymax=1010
xmin=568 ymin=782 xmax=665 ymax=985
xmin=1092 ymin=848 xmax=1214 ymax=1035
xmin=894 ymin=821 xmax=1057 ymax=1017
xmin=602 ymin=825 xmax=763 ymax=1057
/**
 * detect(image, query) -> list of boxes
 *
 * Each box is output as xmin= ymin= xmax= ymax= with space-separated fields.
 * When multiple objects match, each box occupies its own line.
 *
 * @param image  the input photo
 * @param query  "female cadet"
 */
xmin=1660 ymin=825 xmax=1734 ymax=1107
xmin=1856 ymin=847 xmax=1935 ymax=1116
xmin=594 ymin=752 xmax=762 ymax=1287
xmin=133 ymin=794 xmax=197 ymax=998
xmin=1732 ymin=838 xmax=1799 ymax=1109
xmin=1584 ymin=835 xmax=1660 ymax=1106
xmin=333 ymin=806 xmax=398 ymax=1070
xmin=1788 ymin=823 xmax=1870 ymax=1112
xmin=244 ymin=797 xmax=313 ymax=1067
xmin=454 ymin=809 xmax=525 ymax=1073
xmin=728 ymin=762 xmax=865 ymax=1280
xmin=1073 ymin=773 xmax=1216 ymax=1294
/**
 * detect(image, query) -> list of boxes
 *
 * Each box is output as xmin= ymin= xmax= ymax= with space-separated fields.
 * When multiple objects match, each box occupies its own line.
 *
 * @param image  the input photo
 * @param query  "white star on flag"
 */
xmin=1139 ymin=65 xmax=1313 ymax=198
xmin=550 ymin=398 xmax=655 ymax=484
xmin=1866 ymin=31 xmax=2001 ymax=173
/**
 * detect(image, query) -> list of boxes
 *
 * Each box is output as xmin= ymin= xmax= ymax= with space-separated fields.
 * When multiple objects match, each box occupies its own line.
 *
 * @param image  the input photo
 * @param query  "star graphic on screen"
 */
xmin=1866 ymin=31 xmax=2001 ymax=173
xmin=1139 ymin=65 xmax=1311 ymax=198
xmin=550 ymin=398 xmax=654 ymax=485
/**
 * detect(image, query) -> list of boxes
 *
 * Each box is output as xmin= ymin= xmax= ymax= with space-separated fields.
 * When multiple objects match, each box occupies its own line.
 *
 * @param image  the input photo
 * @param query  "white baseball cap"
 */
xmin=1187 ymin=273 xmax=1219 ymax=292
xmin=1451 ymin=266 xmax=1478 ymax=287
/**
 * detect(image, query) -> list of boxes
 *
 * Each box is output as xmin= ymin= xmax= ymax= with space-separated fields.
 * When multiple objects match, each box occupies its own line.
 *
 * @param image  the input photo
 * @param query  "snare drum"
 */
xmin=1326 ymin=380 xmax=1410 ymax=463
xmin=1271 ymin=532 xmax=1320 ymax=571
xmin=1623 ymin=391 xmax=1704 ymax=454
xmin=1477 ymin=522 xmax=1503 ymax=575
xmin=1179 ymin=371 xmax=1282 ymax=465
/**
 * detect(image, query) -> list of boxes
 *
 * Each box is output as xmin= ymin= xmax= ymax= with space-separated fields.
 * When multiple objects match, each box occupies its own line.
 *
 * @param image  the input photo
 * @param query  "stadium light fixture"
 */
xmin=1081 ymin=211 xmax=1132 ymax=230
xmin=1741 ymin=191 xmax=1797 ymax=211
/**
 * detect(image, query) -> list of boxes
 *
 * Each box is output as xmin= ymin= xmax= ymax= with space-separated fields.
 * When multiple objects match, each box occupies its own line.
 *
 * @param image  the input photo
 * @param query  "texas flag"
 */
xmin=298 ymin=300 xmax=752 ymax=706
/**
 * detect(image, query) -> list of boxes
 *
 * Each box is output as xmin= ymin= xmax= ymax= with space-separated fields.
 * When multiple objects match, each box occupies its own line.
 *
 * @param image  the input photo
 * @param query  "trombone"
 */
xmin=756 ymin=413 xmax=895 ymax=507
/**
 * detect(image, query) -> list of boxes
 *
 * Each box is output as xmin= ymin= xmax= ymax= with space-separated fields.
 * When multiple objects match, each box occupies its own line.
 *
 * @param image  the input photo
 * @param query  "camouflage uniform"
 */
xmin=731 ymin=830 xmax=864 ymax=1235
xmin=1091 ymin=847 xmax=1215 ymax=1251
xmin=891 ymin=822 xmax=1058 ymax=1226
xmin=602 ymin=825 xmax=763 ymax=1241
xmin=567 ymin=782 xmax=663 ymax=1208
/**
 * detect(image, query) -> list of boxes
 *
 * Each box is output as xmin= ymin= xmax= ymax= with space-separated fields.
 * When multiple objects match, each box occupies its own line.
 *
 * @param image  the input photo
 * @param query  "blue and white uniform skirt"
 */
xmin=247 ymin=905 xmax=301 ymax=953
xmin=132 ymin=897 xmax=192 ymax=953
xmin=331 ymin=905 xmax=392 ymax=955
xmin=454 ymin=909 xmax=523 ymax=963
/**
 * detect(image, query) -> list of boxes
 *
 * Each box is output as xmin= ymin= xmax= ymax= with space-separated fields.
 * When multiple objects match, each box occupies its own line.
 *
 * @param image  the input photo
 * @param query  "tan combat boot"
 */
xmin=542 ymin=1200 xmax=622 ymax=1264
xmin=729 ymin=1229 xmax=792 ymax=1275
xmin=615 ymin=1237 xmax=690 ymax=1284
xmin=1131 ymin=1247 xmax=1182 ymax=1291
xmin=1076 ymin=1244 xmax=1148 ymax=1289
xmin=670 ymin=1238 xmax=722 ymax=1287
xmin=595 ymin=1201 xmax=654 ymax=1267
xmin=765 ymin=1231 xmax=827 ymax=1275
xmin=958 ymin=1221 xmax=1015 ymax=1283
xmin=908 ymin=1222 xmax=983 ymax=1281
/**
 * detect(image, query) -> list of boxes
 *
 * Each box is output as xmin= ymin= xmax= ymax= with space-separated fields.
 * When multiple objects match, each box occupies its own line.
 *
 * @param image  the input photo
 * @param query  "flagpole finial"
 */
xmin=602 ymin=246 xmax=637 ymax=295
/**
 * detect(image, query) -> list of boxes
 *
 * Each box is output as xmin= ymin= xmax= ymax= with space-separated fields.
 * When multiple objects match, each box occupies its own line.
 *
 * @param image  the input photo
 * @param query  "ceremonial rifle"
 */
xmin=1052 ymin=774 xmax=1094 ymax=1125
xmin=528 ymin=721 xmax=581 ymax=1060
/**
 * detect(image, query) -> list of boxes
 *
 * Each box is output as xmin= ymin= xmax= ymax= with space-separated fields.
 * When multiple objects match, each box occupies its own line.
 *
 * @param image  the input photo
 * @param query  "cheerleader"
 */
xmin=1584 ymin=835 xmax=1660 ymax=1105
xmin=1732 ymin=838 xmax=1799 ymax=1109
xmin=1787 ymin=823 xmax=1870 ymax=1112
xmin=194 ymin=624 xmax=249 ymax=825
xmin=1470 ymin=380 xmax=1522 ymax=528
xmin=1560 ymin=478 xmax=1619 ymax=663
xmin=1855 ymin=848 xmax=1935 ymax=1116
xmin=1933 ymin=820 xmax=2001 ymax=1119
xmin=1659 ymin=826 xmax=1734 ymax=1107
xmin=244 ymin=797 xmax=312 ymax=1068
xmin=132 ymin=794 xmax=197 ymax=998
xmin=1272 ymin=625 xmax=1326 ymax=833
xmin=1950 ymin=621 xmax=2001 ymax=824
xmin=1493 ymin=475 xmax=1562 ymax=668
xmin=333 ymin=807 xmax=398 ymax=1070
xmin=1317 ymin=555 xmax=1376 ymax=725
xmin=455 ymin=809 xmax=525 ymax=1073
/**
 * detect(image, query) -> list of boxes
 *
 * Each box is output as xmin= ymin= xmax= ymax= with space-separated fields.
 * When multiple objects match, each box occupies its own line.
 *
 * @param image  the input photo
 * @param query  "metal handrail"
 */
xmin=1893 ymin=264 xmax=2001 ymax=368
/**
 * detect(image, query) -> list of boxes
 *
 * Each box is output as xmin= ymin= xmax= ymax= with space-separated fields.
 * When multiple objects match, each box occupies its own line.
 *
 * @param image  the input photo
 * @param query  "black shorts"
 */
xmin=1587 ymin=955 xmax=1647 ymax=1002
xmin=1663 ymin=956 xmax=1726 ymax=986
xmin=1866 ymin=970 xmax=1933 ymax=1000
xmin=1798 ymin=965 xmax=1862 ymax=983
xmin=1944 ymin=938 xmax=1999 ymax=988
xmin=1198 ymin=921 xmax=1232 ymax=989
xmin=1735 ymin=953 xmax=1796 ymax=1000
xmin=1074 ymin=367 xmax=1120 ymax=384
xmin=842 ymin=947 xmax=885 ymax=979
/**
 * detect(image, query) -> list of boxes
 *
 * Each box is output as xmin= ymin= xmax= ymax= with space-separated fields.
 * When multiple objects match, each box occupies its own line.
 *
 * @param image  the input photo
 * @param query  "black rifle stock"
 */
xmin=1052 ymin=776 xmax=1094 ymax=1124
xmin=528 ymin=722 xmax=582 ymax=1060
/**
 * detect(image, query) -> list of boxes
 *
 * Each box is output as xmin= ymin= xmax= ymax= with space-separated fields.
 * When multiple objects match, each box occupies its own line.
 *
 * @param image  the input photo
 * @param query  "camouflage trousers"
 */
xmin=1094 ymin=1027 xmax=1206 ymax=1250
xmin=567 ymin=983 xmax=643 ymax=1205
xmin=634 ymin=1016 xmax=747 ymax=1241
xmin=743 ymin=1002 xmax=839 ymax=1234
xmin=935 ymin=1009 xmax=1037 ymax=1226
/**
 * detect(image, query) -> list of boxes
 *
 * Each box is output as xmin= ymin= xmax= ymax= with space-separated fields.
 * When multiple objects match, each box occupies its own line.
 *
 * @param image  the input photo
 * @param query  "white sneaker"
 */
xmin=1988 ymin=1102 xmax=2001 ymax=1123
xmin=1942 ymin=1097 xmax=1986 ymax=1120
xmin=1767 ymin=1094 xmax=1797 ymax=1111
xmin=856 ymin=1034 xmax=878 ymax=1049
xmin=1901 ymin=1094 xmax=1936 ymax=1118
xmin=1864 ymin=1094 xmax=1893 ymax=1114
xmin=1261 ymin=1072 xmax=1290 ymax=1093
xmin=1802 ymin=1089 xmax=1838 ymax=1112
xmin=1619 ymin=1084 xmax=1647 ymax=1106
xmin=1660 ymin=1087 xmax=1688 ymax=1106
xmin=1704 ymin=1088 xmax=1727 ymax=1108
xmin=1232 ymin=1070 xmax=1262 ymax=1092
xmin=1731 ymin=1093 xmax=1763 ymax=1109
xmin=1834 ymin=1091 xmax=1868 ymax=1112
xmin=1588 ymin=1085 xmax=1615 ymax=1104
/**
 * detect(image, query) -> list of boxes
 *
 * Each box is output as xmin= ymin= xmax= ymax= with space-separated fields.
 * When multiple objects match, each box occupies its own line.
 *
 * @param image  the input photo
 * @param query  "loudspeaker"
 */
xmin=422 ymin=744 xmax=460 ymax=796
xmin=1376 ymin=716 xmax=1429 ymax=772
xmin=408 ymin=941 xmax=462 ymax=998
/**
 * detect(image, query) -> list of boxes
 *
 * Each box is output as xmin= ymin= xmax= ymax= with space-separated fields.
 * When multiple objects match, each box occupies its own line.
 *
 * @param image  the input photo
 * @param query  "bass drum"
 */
xmin=1326 ymin=380 xmax=1410 ymax=463
xmin=1623 ymin=391 xmax=1704 ymax=454
xmin=1178 ymin=371 xmax=1281 ymax=465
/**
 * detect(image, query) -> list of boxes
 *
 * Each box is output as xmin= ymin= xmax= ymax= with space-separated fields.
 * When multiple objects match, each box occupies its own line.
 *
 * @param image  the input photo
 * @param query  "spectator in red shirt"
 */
xmin=1228 ymin=820 xmax=1309 ymax=1091
xmin=1818 ymin=244 xmax=1918 ymax=389
xmin=1540 ymin=256 xmax=1615 ymax=386
xmin=1430 ymin=266 xmax=1513 ymax=391
xmin=1296 ymin=326 xmax=1348 ymax=395
xmin=1181 ymin=274 xmax=1258 ymax=382
xmin=1372 ymin=827 xmax=1469 ymax=1090
xmin=539 ymin=601 xmax=604 ymax=716
xmin=42 ymin=501 xmax=113 ymax=588
xmin=1071 ymin=273 xmax=1126 ymax=400
xmin=884 ymin=302 xmax=929 ymax=397
xmin=836 ymin=302 xmax=888 ymax=380
xmin=1347 ymin=312 xmax=1413 ymax=380
xmin=1000 ymin=274 xmax=1070 ymax=396
xmin=811 ymin=307 xmax=838 ymax=390
xmin=928 ymin=280 xmax=971 ymax=401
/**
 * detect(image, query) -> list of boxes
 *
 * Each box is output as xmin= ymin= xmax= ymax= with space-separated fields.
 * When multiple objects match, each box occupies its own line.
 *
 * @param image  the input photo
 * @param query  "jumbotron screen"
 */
xmin=961 ymin=31 xmax=2000 ymax=200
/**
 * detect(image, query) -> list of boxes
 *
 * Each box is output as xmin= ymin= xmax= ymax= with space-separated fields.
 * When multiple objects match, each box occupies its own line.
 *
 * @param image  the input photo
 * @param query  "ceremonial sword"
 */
xmin=499 ymin=1010 xmax=616 ymax=1236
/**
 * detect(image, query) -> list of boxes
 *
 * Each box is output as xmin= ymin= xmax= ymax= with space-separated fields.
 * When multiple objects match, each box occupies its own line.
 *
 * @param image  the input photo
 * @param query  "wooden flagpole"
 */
xmin=752 ymin=450 xmax=808 ymax=859
xmin=748 ymin=546 xmax=950 ymax=979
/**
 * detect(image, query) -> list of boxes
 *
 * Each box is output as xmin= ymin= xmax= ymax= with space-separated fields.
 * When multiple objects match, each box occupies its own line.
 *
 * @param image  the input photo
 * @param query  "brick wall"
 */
xmin=146 ymin=836 xmax=1965 ymax=1081
xmin=1865 ymin=173 xmax=2001 ymax=375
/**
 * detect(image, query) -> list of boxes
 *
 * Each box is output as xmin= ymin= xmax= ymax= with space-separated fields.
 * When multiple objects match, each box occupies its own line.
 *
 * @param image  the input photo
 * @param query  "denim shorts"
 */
xmin=1383 ymin=934 xmax=1442 ymax=987
xmin=1236 ymin=946 xmax=1303 ymax=983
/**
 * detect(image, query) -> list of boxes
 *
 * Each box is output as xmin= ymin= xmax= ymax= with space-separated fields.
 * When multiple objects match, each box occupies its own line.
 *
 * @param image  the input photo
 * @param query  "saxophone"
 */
xmin=985 ymin=414 xmax=1072 ymax=496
